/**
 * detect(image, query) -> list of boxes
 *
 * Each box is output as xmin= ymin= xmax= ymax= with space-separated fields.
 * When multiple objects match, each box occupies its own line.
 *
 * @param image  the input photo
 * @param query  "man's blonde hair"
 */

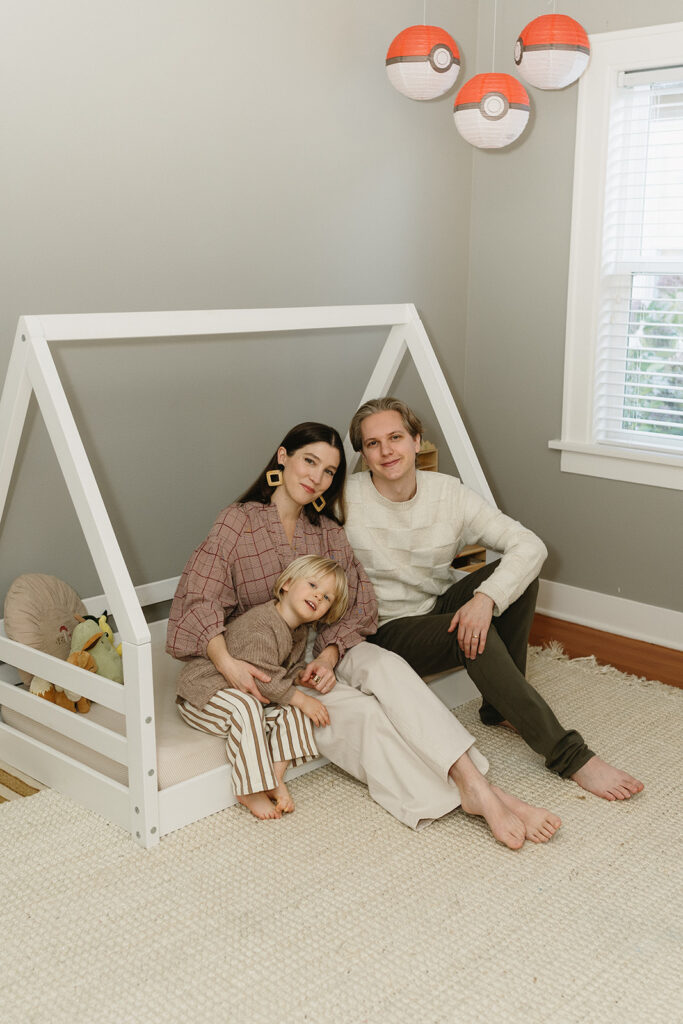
xmin=273 ymin=556 xmax=349 ymax=624
xmin=349 ymin=396 xmax=423 ymax=452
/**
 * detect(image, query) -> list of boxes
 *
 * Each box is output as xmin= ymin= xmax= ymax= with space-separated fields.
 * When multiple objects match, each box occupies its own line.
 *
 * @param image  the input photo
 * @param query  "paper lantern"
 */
xmin=514 ymin=14 xmax=590 ymax=90
xmin=386 ymin=25 xmax=460 ymax=100
xmin=453 ymin=73 xmax=530 ymax=149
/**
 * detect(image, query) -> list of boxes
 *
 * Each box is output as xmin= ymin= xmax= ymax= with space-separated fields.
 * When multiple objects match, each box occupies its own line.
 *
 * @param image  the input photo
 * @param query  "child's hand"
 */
xmin=300 ymin=694 xmax=330 ymax=728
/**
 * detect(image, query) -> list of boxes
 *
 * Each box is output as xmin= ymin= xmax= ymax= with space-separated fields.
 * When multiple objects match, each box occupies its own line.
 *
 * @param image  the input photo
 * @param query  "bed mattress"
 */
xmin=0 ymin=625 xmax=229 ymax=790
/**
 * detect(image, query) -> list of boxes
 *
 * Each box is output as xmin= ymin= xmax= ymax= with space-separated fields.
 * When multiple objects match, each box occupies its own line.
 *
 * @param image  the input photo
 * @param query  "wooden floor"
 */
xmin=530 ymin=614 xmax=682 ymax=689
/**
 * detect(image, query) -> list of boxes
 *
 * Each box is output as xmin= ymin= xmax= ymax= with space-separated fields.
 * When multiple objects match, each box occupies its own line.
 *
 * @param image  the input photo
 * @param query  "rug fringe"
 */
xmin=529 ymin=643 xmax=676 ymax=690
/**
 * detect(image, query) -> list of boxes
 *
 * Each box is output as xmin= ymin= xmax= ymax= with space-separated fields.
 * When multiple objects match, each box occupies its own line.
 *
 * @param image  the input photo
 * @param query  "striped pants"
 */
xmin=178 ymin=690 xmax=318 ymax=795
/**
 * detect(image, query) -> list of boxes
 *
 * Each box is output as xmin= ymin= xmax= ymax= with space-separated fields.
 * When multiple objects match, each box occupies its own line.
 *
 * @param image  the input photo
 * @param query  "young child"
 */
xmin=176 ymin=555 xmax=348 ymax=820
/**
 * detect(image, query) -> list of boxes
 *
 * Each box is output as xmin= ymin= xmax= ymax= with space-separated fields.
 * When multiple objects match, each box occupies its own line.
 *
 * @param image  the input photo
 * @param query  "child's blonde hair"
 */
xmin=273 ymin=555 xmax=349 ymax=624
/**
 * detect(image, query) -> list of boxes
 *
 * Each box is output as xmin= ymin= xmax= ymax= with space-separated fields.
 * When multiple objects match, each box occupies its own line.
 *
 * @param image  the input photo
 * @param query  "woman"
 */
xmin=167 ymin=422 xmax=561 ymax=847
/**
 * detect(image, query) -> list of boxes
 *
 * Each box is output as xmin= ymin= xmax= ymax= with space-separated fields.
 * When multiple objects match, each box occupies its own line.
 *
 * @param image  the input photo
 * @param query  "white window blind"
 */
xmin=596 ymin=65 xmax=683 ymax=453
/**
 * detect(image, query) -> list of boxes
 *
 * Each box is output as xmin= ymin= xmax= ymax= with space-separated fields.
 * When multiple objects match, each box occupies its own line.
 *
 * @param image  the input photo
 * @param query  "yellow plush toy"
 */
xmin=68 ymin=614 xmax=124 ymax=686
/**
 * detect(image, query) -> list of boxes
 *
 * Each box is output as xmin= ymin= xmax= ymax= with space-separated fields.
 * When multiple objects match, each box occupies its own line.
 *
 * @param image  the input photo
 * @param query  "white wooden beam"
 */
xmin=36 ymin=305 xmax=413 ymax=342
xmin=121 ymin=640 xmax=160 ymax=848
xmin=343 ymin=324 xmax=409 ymax=469
xmin=23 ymin=317 xmax=150 ymax=645
xmin=0 ymin=322 xmax=32 ymax=528
xmin=404 ymin=306 xmax=496 ymax=504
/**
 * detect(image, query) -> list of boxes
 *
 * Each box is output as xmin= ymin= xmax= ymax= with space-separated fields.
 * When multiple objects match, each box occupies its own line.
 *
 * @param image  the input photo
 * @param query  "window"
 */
xmin=550 ymin=22 xmax=683 ymax=490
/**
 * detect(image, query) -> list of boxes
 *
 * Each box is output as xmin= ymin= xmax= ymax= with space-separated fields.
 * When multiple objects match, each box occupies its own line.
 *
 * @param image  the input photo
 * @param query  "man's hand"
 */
xmin=448 ymin=592 xmax=494 ymax=660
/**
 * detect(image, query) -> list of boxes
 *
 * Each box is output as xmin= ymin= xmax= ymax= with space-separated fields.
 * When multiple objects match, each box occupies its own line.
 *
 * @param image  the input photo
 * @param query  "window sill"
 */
xmin=548 ymin=440 xmax=683 ymax=491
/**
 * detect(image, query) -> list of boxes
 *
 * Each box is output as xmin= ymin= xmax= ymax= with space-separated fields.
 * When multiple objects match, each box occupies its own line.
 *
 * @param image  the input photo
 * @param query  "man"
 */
xmin=344 ymin=396 xmax=643 ymax=801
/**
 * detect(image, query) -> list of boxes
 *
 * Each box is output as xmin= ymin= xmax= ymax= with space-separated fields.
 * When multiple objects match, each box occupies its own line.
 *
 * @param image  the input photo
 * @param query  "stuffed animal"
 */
xmin=96 ymin=612 xmax=123 ymax=657
xmin=3 ymin=573 xmax=90 ymax=713
xmin=68 ymin=614 xmax=124 ymax=685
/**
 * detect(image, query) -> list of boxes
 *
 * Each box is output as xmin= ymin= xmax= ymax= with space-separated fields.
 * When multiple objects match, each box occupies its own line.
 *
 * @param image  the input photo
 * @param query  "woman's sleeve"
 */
xmin=166 ymin=509 xmax=244 ymax=660
xmin=314 ymin=524 xmax=378 ymax=659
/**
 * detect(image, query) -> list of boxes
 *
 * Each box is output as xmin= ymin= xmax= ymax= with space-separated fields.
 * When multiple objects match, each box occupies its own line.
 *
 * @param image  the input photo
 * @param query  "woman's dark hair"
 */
xmin=237 ymin=422 xmax=347 ymax=525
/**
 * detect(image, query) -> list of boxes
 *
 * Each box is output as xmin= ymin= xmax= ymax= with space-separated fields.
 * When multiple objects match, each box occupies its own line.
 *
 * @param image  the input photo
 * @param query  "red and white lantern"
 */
xmin=386 ymin=25 xmax=460 ymax=101
xmin=453 ymin=73 xmax=530 ymax=149
xmin=514 ymin=14 xmax=590 ymax=90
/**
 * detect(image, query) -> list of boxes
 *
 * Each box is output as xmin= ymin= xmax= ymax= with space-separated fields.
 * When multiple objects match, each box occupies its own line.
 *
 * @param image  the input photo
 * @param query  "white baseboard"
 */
xmin=537 ymin=579 xmax=683 ymax=653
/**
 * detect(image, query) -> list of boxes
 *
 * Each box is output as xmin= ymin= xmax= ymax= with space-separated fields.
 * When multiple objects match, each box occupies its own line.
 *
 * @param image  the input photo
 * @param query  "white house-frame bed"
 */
xmin=0 ymin=304 xmax=495 ymax=847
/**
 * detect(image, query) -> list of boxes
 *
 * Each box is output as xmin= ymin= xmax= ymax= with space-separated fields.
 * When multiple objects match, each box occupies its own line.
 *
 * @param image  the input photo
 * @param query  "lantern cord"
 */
xmin=492 ymin=0 xmax=498 ymax=72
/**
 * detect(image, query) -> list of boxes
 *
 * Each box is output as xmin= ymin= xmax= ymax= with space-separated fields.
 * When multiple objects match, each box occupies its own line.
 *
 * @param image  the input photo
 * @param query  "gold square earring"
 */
xmin=266 ymin=468 xmax=283 ymax=487
xmin=312 ymin=495 xmax=326 ymax=512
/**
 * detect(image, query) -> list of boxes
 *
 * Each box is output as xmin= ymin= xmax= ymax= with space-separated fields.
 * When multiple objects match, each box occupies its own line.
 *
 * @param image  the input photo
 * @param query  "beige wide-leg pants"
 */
xmin=309 ymin=642 xmax=489 ymax=830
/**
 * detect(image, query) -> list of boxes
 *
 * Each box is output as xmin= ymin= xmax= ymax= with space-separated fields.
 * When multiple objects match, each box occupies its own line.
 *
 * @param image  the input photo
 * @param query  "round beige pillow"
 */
xmin=3 ymin=573 xmax=87 ymax=685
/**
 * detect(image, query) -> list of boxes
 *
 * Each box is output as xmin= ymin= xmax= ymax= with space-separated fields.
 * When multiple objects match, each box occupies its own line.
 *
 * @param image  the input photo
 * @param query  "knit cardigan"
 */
xmin=176 ymin=600 xmax=308 ymax=710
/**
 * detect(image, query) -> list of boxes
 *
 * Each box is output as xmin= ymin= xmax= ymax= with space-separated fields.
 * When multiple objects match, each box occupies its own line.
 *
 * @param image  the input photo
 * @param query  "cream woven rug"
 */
xmin=1 ymin=646 xmax=681 ymax=1024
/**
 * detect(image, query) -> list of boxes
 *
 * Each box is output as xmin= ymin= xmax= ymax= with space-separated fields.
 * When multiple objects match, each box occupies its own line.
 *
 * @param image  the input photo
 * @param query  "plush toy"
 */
xmin=96 ymin=612 xmax=123 ymax=658
xmin=68 ymin=614 xmax=124 ymax=685
xmin=3 ymin=573 xmax=91 ymax=713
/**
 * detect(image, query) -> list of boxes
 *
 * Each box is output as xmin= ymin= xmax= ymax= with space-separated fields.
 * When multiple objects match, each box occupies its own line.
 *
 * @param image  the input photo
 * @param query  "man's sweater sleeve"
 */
xmin=457 ymin=485 xmax=547 ymax=615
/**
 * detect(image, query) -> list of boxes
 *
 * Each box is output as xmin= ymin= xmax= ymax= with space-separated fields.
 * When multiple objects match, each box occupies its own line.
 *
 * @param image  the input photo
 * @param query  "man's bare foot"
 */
xmin=492 ymin=786 xmax=562 ymax=843
xmin=450 ymin=755 xmax=525 ymax=849
xmin=499 ymin=720 xmax=519 ymax=734
xmin=267 ymin=781 xmax=295 ymax=814
xmin=571 ymin=755 xmax=644 ymax=801
xmin=237 ymin=792 xmax=282 ymax=820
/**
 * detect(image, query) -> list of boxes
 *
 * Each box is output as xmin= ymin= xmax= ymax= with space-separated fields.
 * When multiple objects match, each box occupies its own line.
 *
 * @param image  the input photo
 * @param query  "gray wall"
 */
xmin=463 ymin=0 xmax=683 ymax=613
xmin=0 ymin=0 xmax=679 ymax=616
xmin=0 ymin=0 xmax=476 ymax=601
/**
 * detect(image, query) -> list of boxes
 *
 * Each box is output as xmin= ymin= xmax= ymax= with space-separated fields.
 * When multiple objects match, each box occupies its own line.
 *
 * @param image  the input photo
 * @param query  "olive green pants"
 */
xmin=369 ymin=560 xmax=594 ymax=778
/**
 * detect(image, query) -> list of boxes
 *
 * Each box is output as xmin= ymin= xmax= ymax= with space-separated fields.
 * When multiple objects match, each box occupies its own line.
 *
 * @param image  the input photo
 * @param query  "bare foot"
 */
xmin=268 ymin=759 xmax=295 ymax=813
xmin=492 ymin=785 xmax=562 ymax=843
xmin=571 ymin=755 xmax=644 ymax=801
xmin=237 ymin=792 xmax=282 ymax=820
xmin=267 ymin=781 xmax=295 ymax=814
xmin=457 ymin=776 xmax=526 ymax=849
xmin=499 ymin=720 xmax=519 ymax=734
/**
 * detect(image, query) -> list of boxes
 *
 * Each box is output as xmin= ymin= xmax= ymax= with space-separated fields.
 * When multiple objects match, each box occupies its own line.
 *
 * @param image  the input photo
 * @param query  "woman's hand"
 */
xmin=206 ymin=634 xmax=270 ymax=704
xmin=448 ymin=593 xmax=494 ymax=660
xmin=298 ymin=645 xmax=339 ymax=694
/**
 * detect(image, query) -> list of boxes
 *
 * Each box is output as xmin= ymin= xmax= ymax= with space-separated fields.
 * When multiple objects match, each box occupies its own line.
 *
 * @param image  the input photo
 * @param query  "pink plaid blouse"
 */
xmin=166 ymin=501 xmax=378 ymax=663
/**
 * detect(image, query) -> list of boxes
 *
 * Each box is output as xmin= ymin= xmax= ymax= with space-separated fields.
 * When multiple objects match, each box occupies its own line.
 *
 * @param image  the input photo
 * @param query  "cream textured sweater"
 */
xmin=344 ymin=471 xmax=547 ymax=626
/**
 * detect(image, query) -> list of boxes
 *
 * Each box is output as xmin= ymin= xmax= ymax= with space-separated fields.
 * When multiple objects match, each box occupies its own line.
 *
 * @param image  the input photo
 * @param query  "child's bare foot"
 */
xmin=491 ymin=785 xmax=562 ymax=843
xmin=571 ymin=755 xmax=644 ymax=801
xmin=237 ymin=792 xmax=282 ymax=820
xmin=268 ymin=760 xmax=295 ymax=813
xmin=267 ymin=781 xmax=295 ymax=813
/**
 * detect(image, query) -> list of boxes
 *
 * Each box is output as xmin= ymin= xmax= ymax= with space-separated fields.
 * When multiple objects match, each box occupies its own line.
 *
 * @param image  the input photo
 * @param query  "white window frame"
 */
xmin=549 ymin=21 xmax=683 ymax=491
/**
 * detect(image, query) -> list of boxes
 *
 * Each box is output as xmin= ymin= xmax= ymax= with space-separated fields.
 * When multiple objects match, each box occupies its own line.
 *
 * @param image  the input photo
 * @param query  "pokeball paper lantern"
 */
xmin=514 ymin=14 xmax=590 ymax=90
xmin=453 ymin=74 xmax=530 ymax=149
xmin=386 ymin=25 xmax=460 ymax=100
